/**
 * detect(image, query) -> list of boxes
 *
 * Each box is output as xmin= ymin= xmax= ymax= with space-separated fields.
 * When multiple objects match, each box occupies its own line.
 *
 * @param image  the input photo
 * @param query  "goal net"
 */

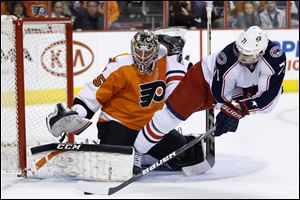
xmin=1 ymin=16 xmax=73 ymax=176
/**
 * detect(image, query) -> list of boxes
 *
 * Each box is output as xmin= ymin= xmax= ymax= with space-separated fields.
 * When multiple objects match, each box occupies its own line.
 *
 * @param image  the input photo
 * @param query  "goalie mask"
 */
xmin=234 ymin=26 xmax=268 ymax=66
xmin=131 ymin=30 xmax=159 ymax=73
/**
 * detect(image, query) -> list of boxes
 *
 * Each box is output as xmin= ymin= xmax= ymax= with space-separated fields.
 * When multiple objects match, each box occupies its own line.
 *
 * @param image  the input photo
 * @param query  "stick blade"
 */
xmin=182 ymin=160 xmax=212 ymax=176
xmin=76 ymin=181 xmax=111 ymax=195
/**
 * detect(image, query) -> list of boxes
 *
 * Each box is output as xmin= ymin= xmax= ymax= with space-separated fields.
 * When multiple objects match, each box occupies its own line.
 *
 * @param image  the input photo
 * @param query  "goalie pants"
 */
xmin=97 ymin=121 xmax=203 ymax=169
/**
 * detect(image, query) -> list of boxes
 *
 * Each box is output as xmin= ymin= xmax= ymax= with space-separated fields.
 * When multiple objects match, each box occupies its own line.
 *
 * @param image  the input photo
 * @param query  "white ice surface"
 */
xmin=1 ymin=93 xmax=299 ymax=199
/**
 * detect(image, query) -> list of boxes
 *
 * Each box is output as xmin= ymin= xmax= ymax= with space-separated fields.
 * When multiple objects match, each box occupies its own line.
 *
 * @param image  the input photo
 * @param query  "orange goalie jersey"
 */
xmin=75 ymin=46 xmax=187 ymax=130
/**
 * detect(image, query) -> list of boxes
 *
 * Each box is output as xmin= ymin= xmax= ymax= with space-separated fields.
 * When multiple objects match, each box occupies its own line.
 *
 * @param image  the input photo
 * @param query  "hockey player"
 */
xmin=46 ymin=29 xmax=205 ymax=172
xmin=134 ymin=26 xmax=287 ymax=165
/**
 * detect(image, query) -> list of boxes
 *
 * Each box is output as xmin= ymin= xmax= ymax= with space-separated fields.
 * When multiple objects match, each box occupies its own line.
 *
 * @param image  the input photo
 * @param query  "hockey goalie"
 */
xmin=33 ymin=28 xmax=213 ymax=181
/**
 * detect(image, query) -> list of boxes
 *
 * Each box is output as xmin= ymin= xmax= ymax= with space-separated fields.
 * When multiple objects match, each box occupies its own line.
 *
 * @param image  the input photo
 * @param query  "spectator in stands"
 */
xmin=229 ymin=1 xmax=244 ymax=16
xmin=256 ymin=1 xmax=266 ymax=14
xmin=69 ymin=1 xmax=86 ymax=24
xmin=211 ymin=1 xmax=225 ymax=28
xmin=73 ymin=1 xmax=104 ymax=30
xmin=236 ymin=1 xmax=261 ymax=28
xmin=190 ymin=1 xmax=207 ymax=28
xmin=51 ymin=1 xmax=65 ymax=18
xmin=170 ymin=1 xmax=202 ymax=28
xmin=259 ymin=1 xmax=286 ymax=28
xmin=96 ymin=1 xmax=121 ymax=29
xmin=10 ymin=1 xmax=27 ymax=18
xmin=291 ymin=1 xmax=299 ymax=28
xmin=69 ymin=1 xmax=84 ymax=16
xmin=1 ymin=2 xmax=10 ymax=15
xmin=107 ymin=1 xmax=121 ymax=29
xmin=191 ymin=1 xmax=225 ymax=28
xmin=55 ymin=1 xmax=72 ymax=17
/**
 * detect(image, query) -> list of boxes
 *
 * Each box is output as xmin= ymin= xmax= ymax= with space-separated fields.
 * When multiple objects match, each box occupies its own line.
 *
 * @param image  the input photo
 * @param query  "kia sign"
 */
xmin=73 ymin=41 xmax=94 ymax=76
xmin=41 ymin=40 xmax=94 ymax=77
xmin=41 ymin=40 xmax=67 ymax=77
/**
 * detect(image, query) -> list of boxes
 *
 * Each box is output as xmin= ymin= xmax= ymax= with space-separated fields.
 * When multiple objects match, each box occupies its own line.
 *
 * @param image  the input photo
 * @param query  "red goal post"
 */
xmin=1 ymin=16 xmax=73 ymax=177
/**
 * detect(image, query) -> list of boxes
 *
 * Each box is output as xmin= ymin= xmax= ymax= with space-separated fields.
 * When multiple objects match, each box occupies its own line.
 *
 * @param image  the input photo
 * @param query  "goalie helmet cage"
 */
xmin=1 ymin=17 xmax=73 ymax=177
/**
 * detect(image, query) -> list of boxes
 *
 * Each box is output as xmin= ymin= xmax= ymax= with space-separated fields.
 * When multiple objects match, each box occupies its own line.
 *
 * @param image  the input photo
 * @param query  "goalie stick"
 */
xmin=182 ymin=132 xmax=215 ymax=176
xmin=77 ymin=126 xmax=216 ymax=195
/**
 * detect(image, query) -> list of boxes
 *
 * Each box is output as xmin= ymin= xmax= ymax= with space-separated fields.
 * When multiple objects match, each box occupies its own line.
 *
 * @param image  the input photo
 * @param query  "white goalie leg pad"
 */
xmin=30 ymin=150 xmax=134 ymax=181
xmin=80 ymin=151 xmax=134 ymax=181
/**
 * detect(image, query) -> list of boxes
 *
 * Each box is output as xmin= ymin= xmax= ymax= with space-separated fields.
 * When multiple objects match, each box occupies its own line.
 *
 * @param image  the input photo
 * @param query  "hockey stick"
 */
xmin=77 ymin=126 xmax=216 ymax=195
xmin=182 ymin=1 xmax=216 ymax=176
xmin=182 ymin=132 xmax=215 ymax=176
xmin=205 ymin=1 xmax=215 ymax=132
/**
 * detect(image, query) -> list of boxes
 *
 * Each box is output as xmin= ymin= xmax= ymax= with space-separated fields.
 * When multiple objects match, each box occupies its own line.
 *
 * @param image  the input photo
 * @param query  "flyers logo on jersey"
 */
xmin=139 ymin=81 xmax=166 ymax=107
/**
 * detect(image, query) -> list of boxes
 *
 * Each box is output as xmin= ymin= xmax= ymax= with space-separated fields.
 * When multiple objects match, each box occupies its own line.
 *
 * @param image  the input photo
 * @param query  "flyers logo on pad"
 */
xmin=139 ymin=81 xmax=166 ymax=107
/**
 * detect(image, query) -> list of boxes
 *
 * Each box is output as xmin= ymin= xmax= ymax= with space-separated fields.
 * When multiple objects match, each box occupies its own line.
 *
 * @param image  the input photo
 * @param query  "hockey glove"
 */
xmin=46 ymin=103 xmax=92 ymax=138
xmin=215 ymin=101 xmax=249 ymax=136
xmin=157 ymin=34 xmax=185 ymax=56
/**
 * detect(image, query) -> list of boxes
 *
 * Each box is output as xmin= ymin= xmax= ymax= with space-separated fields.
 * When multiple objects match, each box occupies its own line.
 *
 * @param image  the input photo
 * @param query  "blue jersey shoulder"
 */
xmin=212 ymin=42 xmax=239 ymax=103
xmin=262 ymin=40 xmax=287 ymax=73
xmin=215 ymin=42 xmax=239 ymax=74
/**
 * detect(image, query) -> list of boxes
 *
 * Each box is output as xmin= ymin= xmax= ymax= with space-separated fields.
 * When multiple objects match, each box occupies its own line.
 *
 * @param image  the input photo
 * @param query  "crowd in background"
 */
xmin=228 ymin=1 xmax=298 ymax=28
xmin=1 ymin=1 xmax=299 ymax=30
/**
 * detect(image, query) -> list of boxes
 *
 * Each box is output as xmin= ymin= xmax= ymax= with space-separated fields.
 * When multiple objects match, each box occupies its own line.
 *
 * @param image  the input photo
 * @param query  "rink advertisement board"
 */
xmin=73 ymin=29 xmax=298 ymax=93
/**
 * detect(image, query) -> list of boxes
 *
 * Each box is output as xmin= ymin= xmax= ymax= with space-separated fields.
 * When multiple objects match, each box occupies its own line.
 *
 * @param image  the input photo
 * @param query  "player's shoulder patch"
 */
xmin=215 ymin=42 xmax=238 ymax=68
xmin=216 ymin=51 xmax=227 ymax=65
xmin=269 ymin=46 xmax=283 ymax=58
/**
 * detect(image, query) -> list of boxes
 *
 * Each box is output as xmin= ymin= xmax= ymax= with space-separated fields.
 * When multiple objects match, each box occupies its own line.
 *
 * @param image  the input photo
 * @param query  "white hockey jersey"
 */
xmin=202 ymin=40 xmax=286 ymax=114
xmin=133 ymin=40 xmax=287 ymax=154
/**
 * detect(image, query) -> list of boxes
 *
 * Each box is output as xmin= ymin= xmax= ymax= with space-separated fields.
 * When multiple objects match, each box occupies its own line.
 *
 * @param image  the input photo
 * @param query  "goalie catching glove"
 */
xmin=46 ymin=103 xmax=92 ymax=138
xmin=215 ymin=101 xmax=249 ymax=136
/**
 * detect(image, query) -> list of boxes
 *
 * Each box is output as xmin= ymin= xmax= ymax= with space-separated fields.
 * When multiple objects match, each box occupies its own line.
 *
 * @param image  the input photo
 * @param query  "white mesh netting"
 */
xmin=1 ymin=16 xmax=71 ymax=175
